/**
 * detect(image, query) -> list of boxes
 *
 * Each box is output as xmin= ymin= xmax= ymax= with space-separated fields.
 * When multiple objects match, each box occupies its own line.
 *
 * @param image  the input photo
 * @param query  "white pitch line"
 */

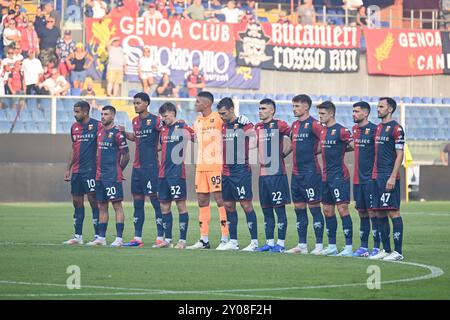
xmin=0 ymin=260 xmax=444 ymax=298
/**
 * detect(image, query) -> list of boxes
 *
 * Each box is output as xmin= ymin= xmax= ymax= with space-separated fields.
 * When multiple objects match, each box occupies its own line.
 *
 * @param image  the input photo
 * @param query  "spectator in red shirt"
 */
xmin=186 ymin=64 xmax=205 ymax=97
xmin=20 ymin=21 xmax=40 ymax=58
xmin=7 ymin=60 xmax=24 ymax=94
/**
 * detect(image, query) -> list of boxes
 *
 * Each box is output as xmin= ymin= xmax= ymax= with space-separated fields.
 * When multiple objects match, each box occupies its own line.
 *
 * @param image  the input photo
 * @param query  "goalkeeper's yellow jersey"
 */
xmin=193 ymin=111 xmax=223 ymax=172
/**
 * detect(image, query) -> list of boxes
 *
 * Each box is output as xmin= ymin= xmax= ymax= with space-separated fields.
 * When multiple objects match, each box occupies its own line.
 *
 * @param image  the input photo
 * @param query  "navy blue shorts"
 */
xmin=222 ymin=173 xmax=253 ymax=202
xmin=291 ymin=173 xmax=322 ymax=204
xmin=353 ymin=182 xmax=375 ymax=212
xmin=321 ymin=179 xmax=350 ymax=205
xmin=95 ymin=180 xmax=124 ymax=203
xmin=158 ymin=178 xmax=187 ymax=202
xmin=131 ymin=167 xmax=159 ymax=197
xmin=71 ymin=172 xmax=96 ymax=196
xmin=259 ymin=175 xmax=291 ymax=208
xmin=373 ymin=177 xmax=401 ymax=211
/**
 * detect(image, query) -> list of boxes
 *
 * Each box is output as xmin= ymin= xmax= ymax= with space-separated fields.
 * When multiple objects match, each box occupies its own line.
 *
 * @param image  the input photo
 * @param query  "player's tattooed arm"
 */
xmin=282 ymin=140 xmax=292 ymax=158
xmin=64 ymin=149 xmax=74 ymax=181
xmin=125 ymin=131 xmax=135 ymax=141
xmin=120 ymin=149 xmax=130 ymax=172
xmin=386 ymin=149 xmax=404 ymax=191
xmin=345 ymin=141 xmax=355 ymax=152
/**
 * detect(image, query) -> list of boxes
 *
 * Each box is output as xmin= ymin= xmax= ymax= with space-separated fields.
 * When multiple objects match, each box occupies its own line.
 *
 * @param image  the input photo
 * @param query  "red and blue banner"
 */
xmin=85 ymin=17 xmax=261 ymax=89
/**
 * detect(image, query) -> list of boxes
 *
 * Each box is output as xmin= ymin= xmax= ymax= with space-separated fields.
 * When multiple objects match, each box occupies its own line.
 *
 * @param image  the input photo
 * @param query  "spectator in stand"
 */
xmin=342 ymin=0 xmax=363 ymax=25
xmin=209 ymin=0 xmax=244 ymax=23
xmin=240 ymin=10 xmax=256 ymax=23
xmin=0 ymin=60 xmax=5 ymax=95
xmin=38 ymin=16 xmax=61 ymax=66
xmin=15 ymin=7 xmax=28 ymax=33
xmin=12 ymin=44 xmax=23 ymax=62
xmin=356 ymin=5 xmax=367 ymax=27
xmin=87 ymin=0 xmax=108 ymax=19
xmin=81 ymin=77 xmax=96 ymax=96
xmin=109 ymin=0 xmax=132 ymax=19
xmin=186 ymin=64 xmax=205 ymax=97
xmin=241 ymin=0 xmax=256 ymax=14
xmin=66 ymin=42 xmax=94 ymax=90
xmin=34 ymin=5 xmax=47 ymax=38
xmin=184 ymin=0 xmax=207 ymax=21
xmin=3 ymin=18 xmax=21 ymax=55
xmin=20 ymin=21 xmax=40 ymax=59
xmin=277 ymin=11 xmax=291 ymax=24
xmin=22 ymin=49 xmax=44 ymax=95
xmin=56 ymin=30 xmax=76 ymax=78
xmin=298 ymin=0 xmax=316 ymax=25
xmin=142 ymin=2 xmax=163 ymax=19
xmin=39 ymin=67 xmax=70 ymax=96
xmin=44 ymin=1 xmax=61 ymax=27
xmin=171 ymin=5 xmax=184 ymax=20
xmin=42 ymin=60 xmax=56 ymax=81
xmin=156 ymin=0 xmax=174 ymax=19
xmin=7 ymin=60 xmax=23 ymax=94
xmin=106 ymin=36 xmax=125 ymax=97
xmin=138 ymin=45 xmax=157 ymax=93
xmin=156 ymin=71 xmax=178 ymax=97
xmin=123 ymin=0 xmax=140 ymax=17
xmin=2 ymin=46 xmax=15 ymax=81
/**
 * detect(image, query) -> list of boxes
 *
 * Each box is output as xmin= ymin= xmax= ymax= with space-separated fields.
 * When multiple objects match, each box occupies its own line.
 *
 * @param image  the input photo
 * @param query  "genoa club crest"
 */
xmin=147 ymin=119 xmax=152 ymax=126
xmin=331 ymin=129 xmax=336 ymax=136
xmin=304 ymin=123 xmax=309 ymax=129
xmin=365 ymin=128 xmax=370 ymax=135
xmin=88 ymin=124 xmax=93 ymax=130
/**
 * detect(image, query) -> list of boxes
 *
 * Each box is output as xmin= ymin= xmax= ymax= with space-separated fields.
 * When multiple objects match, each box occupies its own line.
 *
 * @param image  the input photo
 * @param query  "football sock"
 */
xmin=199 ymin=206 xmax=211 ymax=238
xmin=295 ymin=208 xmax=308 ymax=244
xmin=360 ymin=216 xmax=370 ymax=248
xmin=226 ymin=211 xmax=238 ymax=240
xmin=325 ymin=215 xmax=337 ymax=245
xmin=116 ymin=222 xmax=124 ymax=238
xmin=179 ymin=212 xmax=189 ymax=241
xmin=92 ymin=207 xmax=99 ymax=235
xmin=262 ymin=207 xmax=275 ymax=241
xmin=392 ymin=216 xmax=403 ymax=254
xmin=245 ymin=210 xmax=258 ymax=240
xmin=74 ymin=207 xmax=85 ymax=236
xmin=98 ymin=222 xmax=108 ymax=238
xmin=310 ymin=206 xmax=324 ymax=244
xmin=267 ymin=239 xmax=275 ymax=246
xmin=274 ymin=206 xmax=287 ymax=240
xmin=378 ymin=216 xmax=392 ymax=253
xmin=133 ymin=199 xmax=145 ymax=238
xmin=341 ymin=215 xmax=353 ymax=246
xmin=218 ymin=206 xmax=229 ymax=238
xmin=162 ymin=212 xmax=173 ymax=240
xmin=370 ymin=216 xmax=380 ymax=248
xmin=277 ymin=239 xmax=285 ymax=247
xmin=151 ymin=198 xmax=164 ymax=238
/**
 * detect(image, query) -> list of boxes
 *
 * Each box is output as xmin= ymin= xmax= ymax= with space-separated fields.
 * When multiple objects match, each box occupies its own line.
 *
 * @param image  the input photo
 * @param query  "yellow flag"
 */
xmin=404 ymin=143 xmax=413 ymax=168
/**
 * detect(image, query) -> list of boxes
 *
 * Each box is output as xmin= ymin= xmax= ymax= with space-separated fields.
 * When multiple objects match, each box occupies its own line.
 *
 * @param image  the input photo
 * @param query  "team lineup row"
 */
xmin=63 ymin=91 xmax=405 ymax=261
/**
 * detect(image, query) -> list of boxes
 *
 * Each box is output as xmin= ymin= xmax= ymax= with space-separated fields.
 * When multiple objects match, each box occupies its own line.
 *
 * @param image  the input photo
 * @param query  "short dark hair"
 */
xmin=197 ymin=91 xmax=214 ymax=104
xmin=379 ymin=97 xmax=397 ymax=113
xmin=217 ymin=97 xmax=234 ymax=110
xmin=292 ymin=94 xmax=312 ymax=110
xmin=353 ymin=101 xmax=371 ymax=114
xmin=259 ymin=98 xmax=276 ymax=113
xmin=317 ymin=100 xmax=336 ymax=116
xmin=159 ymin=102 xmax=177 ymax=116
xmin=134 ymin=92 xmax=150 ymax=104
xmin=74 ymin=100 xmax=90 ymax=112
xmin=102 ymin=105 xmax=116 ymax=114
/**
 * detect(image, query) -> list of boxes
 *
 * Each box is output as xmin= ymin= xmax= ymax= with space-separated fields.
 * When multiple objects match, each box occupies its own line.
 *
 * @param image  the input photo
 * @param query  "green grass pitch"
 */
xmin=0 ymin=202 xmax=449 ymax=300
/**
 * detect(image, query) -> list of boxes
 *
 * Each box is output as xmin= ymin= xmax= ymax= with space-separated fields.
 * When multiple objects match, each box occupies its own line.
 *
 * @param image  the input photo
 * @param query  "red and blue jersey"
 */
xmin=132 ymin=113 xmax=161 ymax=169
xmin=291 ymin=116 xmax=322 ymax=175
xmin=71 ymin=118 xmax=101 ymax=174
xmin=222 ymin=119 xmax=254 ymax=176
xmin=159 ymin=120 xmax=194 ymax=179
xmin=96 ymin=126 xmax=129 ymax=182
xmin=255 ymin=119 xmax=290 ymax=176
xmin=372 ymin=120 xmax=405 ymax=180
xmin=352 ymin=122 xmax=377 ymax=185
xmin=320 ymin=123 xmax=353 ymax=182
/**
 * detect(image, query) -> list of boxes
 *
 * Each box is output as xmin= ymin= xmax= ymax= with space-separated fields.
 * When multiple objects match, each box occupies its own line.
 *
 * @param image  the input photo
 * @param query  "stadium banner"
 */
xmin=84 ymin=17 xmax=260 ymax=89
xmin=234 ymin=23 xmax=361 ymax=72
xmin=365 ymin=28 xmax=450 ymax=75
